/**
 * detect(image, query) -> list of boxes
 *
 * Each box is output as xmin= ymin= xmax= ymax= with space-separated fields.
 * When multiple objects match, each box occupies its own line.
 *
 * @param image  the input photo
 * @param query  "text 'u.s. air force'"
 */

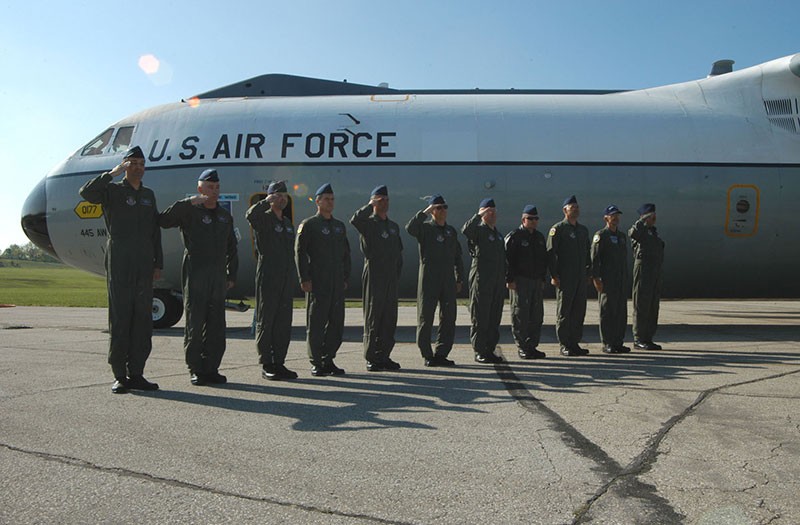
xmin=146 ymin=132 xmax=397 ymax=162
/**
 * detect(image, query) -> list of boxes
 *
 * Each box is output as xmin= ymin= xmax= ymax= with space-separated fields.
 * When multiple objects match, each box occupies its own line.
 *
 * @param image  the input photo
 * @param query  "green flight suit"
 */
xmin=295 ymin=214 xmax=351 ymax=366
xmin=79 ymin=172 xmax=163 ymax=380
xmin=350 ymin=204 xmax=403 ymax=363
xmin=547 ymin=219 xmax=590 ymax=349
xmin=246 ymin=200 xmax=296 ymax=367
xmin=591 ymin=227 xmax=629 ymax=348
xmin=505 ymin=226 xmax=548 ymax=352
xmin=629 ymin=218 xmax=665 ymax=343
xmin=405 ymin=211 xmax=465 ymax=360
xmin=159 ymin=199 xmax=238 ymax=375
xmin=462 ymin=214 xmax=507 ymax=358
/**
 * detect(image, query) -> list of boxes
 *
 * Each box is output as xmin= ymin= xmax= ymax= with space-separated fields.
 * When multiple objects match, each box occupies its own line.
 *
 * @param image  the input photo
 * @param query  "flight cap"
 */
xmin=428 ymin=194 xmax=446 ymax=206
xmin=479 ymin=198 xmax=495 ymax=208
xmin=198 ymin=169 xmax=219 ymax=182
xmin=603 ymin=204 xmax=622 ymax=216
xmin=315 ymin=183 xmax=334 ymax=196
xmin=371 ymin=185 xmax=388 ymax=197
xmin=562 ymin=195 xmax=578 ymax=207
xmin=267 ymin=180 xmax=287 ymax=194
xmin=522 ymin=204 xmax=539 ymax=217
xmin=123 ymin=146 xmax=144 ymax=159
xmin=637 ymin=203 xmax=656 ymax=215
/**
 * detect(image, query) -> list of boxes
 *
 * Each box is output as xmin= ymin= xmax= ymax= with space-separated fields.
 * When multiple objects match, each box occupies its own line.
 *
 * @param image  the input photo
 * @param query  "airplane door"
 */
xmin=724 ymin=184 xmax=760 ymax=237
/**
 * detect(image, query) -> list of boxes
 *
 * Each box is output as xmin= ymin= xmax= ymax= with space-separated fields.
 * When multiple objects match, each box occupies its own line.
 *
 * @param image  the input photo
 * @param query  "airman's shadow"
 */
xmin=147 ymin=366 xmax=508 ymax=432
xmin=155 ymin=323 xmax=800 ymax=344
xmin=147 ymin=318 xmax=800 ymax=431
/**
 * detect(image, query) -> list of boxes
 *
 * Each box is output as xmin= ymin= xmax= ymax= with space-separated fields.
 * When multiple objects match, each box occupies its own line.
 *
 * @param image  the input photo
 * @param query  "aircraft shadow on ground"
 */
xmin=146 ymin=367 xmax=510 ymax=432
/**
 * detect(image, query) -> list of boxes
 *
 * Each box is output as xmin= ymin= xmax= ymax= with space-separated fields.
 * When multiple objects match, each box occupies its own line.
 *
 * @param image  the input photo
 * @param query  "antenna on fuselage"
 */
xmin=708 ymin=59 xmax=735 ymax=77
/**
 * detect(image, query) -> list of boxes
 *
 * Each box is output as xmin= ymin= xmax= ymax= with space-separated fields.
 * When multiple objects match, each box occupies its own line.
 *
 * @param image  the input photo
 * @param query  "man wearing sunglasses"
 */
xmin=406 ymin=195 xmax=465 ymax=366
xmin=505 ymin=205 xmax=548 ymax=359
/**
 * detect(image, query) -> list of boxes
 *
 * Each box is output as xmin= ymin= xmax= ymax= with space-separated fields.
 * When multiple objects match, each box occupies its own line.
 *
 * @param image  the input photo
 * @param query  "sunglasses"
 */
xmin=523 ymin=216 xmax=539 ymax=221
xmin=433 ymin=205 xmax=448 ymax=210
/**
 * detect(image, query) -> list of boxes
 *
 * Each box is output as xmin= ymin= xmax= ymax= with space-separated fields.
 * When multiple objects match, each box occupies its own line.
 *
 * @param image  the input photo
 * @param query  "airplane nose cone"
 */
xmin=21 ymin=176 xmax=59 ymax=260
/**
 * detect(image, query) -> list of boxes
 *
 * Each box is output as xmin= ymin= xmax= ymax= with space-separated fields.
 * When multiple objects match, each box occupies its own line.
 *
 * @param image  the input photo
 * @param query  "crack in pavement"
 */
xmin=0 ymin=442 xmax=413 ymax=525
xmin=494 ymin=361 xmax=800 ymax=524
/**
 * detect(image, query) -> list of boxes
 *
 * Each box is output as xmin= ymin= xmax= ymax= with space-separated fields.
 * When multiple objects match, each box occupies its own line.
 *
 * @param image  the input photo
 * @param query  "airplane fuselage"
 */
xmin=22 ymin=54 xmax=800 ymax=324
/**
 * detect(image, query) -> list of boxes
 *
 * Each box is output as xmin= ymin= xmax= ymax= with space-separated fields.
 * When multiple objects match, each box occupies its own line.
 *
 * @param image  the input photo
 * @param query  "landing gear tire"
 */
xmin=153 ymin=289 xmax=183 ymax=328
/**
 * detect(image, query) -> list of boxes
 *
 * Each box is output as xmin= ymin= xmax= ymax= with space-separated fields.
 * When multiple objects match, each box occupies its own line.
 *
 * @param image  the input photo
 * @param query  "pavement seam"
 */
xmin=497 ymin=361 xmax=800 ymax=524
xmin=0 ymin=442 xmax=415 ymax=525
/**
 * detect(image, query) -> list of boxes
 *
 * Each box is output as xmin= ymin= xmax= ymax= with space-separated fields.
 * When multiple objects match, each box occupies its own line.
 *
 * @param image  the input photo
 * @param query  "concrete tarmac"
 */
xmin=1 ymin=300 xmax=799 ymax=524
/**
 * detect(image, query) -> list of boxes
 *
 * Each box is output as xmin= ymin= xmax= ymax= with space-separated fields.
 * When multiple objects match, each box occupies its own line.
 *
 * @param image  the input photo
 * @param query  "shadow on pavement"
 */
xmin=153 ymin=323 xmax=800 ymax=344
xmin=145 ymin=367 xmax=509 ymax=432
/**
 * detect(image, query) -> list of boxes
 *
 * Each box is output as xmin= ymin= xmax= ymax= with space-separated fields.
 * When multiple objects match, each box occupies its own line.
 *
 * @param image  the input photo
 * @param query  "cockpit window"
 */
xmin=112 ymin=126 xmax=134 ymax=153
xmin=80 ymin=126 xmax=136 ymax=157
xmin=81 ymin=128 xmax=114 ymax=156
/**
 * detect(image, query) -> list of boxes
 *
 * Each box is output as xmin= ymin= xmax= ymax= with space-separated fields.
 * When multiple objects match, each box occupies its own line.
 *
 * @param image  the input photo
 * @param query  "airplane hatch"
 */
xmin=724 ymin=184 xmax=760 ymax=237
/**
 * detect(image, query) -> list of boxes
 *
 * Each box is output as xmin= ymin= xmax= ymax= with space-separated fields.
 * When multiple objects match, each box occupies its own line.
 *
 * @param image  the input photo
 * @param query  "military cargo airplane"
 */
xmin=21 ymin=53 xmax=800 ymax=327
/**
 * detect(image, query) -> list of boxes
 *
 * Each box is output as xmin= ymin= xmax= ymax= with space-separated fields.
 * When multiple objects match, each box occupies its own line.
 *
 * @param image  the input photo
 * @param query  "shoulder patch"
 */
xmin=297 ymin=222 xmax=304 ymax=234
xmin=593 ymin=234 xmax=601 ymax=243
xmin=549 ymin=227 xmax=556 ymax=237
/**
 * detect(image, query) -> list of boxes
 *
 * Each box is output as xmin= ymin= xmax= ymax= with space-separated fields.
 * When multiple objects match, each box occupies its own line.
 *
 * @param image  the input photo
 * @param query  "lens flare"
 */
xmin=138 ymin=54 xmax=160 ymax=75
xmin=293 ymin=183 xmax=308 ymax=197
xmin=138 ymin=54 xmax=174 ymax=86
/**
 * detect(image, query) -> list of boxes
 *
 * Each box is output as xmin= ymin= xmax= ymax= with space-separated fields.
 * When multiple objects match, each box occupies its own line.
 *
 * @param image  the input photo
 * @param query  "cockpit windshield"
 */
xmin=80 ymin=128 xmax=113 ymax=156
xmin=80 ymin=126 xmax=135 ymax=156
xmin=112 ymin=126 xmax=134 ymax=153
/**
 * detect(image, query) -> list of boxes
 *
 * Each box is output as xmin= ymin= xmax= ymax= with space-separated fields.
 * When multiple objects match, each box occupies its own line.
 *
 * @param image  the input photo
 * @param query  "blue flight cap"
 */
xmin=603 ymin=204 xmax=622 ymax=216
xmin=637 ymin=203 xmax=656 ymax=215
xmin=562 ymin=195 xmax=578 ymax=207
xmin=267 ymin=180 xmax=287 ymax=194
xmin=522 ymin=204 xmax=539 ymax=217
xmin=371 ymin=185 xmax=388 ymax=197
xmin=198 ymin=169 xmax=219 ymax=182
xmin=315 ymin=183 xmax=333 ymax=196
xmin=479 ymin=198 xmax=496 ymax=208
xmin=123 ymin=146 xmax=144 ymax=159
xmin=428 ymin=194 xmax=446 ymax=206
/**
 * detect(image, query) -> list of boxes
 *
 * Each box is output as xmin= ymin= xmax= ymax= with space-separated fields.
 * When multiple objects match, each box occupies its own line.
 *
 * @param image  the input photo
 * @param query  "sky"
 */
xmin=0 ymin=0 xmax=796 ymax=251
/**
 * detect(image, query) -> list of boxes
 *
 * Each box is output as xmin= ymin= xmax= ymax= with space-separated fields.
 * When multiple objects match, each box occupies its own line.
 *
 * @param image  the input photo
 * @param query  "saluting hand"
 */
xmin=190 ymin=194 xmax=209 ymax=206
xmin=423 ymin=204 xmax=435 ymax=215
xmin=109 ymin=160 xmax=129 ymax=177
